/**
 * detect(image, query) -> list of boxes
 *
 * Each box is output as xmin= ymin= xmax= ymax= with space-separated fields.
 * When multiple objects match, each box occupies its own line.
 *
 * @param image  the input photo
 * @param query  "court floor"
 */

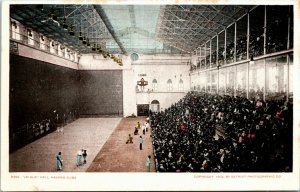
xmin=87 ymin=117 xmax=155 ymax=172
xmin=9 ymin=117 xmax=155 ymax=172
xmin=9 ymin=118 xmax=122 ymax=172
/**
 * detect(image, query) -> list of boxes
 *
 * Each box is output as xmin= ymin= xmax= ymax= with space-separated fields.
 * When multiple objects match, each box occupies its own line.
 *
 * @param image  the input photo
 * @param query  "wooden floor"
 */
xmin=9 ymin=117 xmax=155 ymax=172
xmin=87 ymin=117 xmax=155 ymax=172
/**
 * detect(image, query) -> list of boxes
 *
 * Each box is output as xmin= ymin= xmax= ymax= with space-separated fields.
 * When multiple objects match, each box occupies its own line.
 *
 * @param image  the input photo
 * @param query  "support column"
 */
xmin=217 ymin=34 xmax=219 ymax=66
xmin=195 ymin=49 xmax=198 ymax=71
xmin=199 ymin=47 xmax=202 ymax=70
xmin=247 ymin=62 xmax=249 ymax=99
xmin=210 ymin=39 xmax=212 ymax=69
xmin=286 ymin=6 xmax=291 ymax=101
xmin=205 ymin=43 xmax=207 ymax=70
xmin=263 ymin=6 xmax=267 ymax=101
xmin=246 ymin=12 xmax=250 ymax=99
xmin=205 ymin=72 xmax=207 ymax=93
xmin=264 ymin=5 xmax=267 ymax=55
xmin=225 ymin=68 xmax=227 ymax=95
xmin=217 ymin=35 xmax=219 ymax=94
xmin=287 ymin=6 xmax=291 ymax=50
xmin=234 ymin=22 xmax=237 ymax=62
xmin=264 ymin=58 xmax=266 ymax=101
xmin=287 ymin=55 xmax=290 ymax=101
xmin=234 ymin=66 xmax=237 ymax=97
xmin=247 ymin=12 xmax=250 ymax=60
xmin=224 ymin=28 xmax=227 ymax=64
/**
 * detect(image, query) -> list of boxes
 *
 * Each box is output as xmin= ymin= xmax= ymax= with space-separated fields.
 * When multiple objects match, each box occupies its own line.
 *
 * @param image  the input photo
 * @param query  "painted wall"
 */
xmin=78 ymin=53 xmax=191 ymax=117
xmin=78 ymin=70 xmax=123 ymax=116
xmin=136 ymin=92 xmax=187 ymax=111
xmin=9 ymin=49 xmax=125 ymax=151
xmin=123 ymin=54 xmax=191 ymax=116
xmin=78 ymin=54 xmax=131 ymax=70
xmin=17 ymin=43 xmax=78 ymax=70
xmin=9 ymin=54 xmax=79 ymax=151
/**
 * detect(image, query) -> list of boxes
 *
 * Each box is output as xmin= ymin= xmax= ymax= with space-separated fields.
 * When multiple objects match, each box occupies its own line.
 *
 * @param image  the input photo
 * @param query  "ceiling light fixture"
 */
xmin=86 ymin=38 xmax=90 ymax=47
xmin=92 ymin=44 xmax=96 ymax=51
xmin=48 ymin=8 xmax=57 ymax=21
xmin=69 ymin=25 xmax=75 ymax=36
xmin=103 ymin=52 xmax=108 ymax=58
xmin=78 ymin=32 xmax=83 ymax=41
xmin=62 ymin=17 xmax=68 ymax=30
xmin=62 ymin=5 xmax=68 ymax=30
xmin=96 ymin=44 xmax=100 ymax=51
xmin=82 ymin=36 xmax=87 ymax=44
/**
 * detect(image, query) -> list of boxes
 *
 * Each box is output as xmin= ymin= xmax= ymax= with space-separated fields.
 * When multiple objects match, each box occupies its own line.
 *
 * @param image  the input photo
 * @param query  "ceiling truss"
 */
xmin=10 ymin=4 xmax=256 ymax=55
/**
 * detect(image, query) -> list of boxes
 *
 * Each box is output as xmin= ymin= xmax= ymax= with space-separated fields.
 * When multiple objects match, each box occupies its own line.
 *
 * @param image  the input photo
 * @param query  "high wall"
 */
xmin=78 ymin=53 xmax=191 ymax=116
xmin=9 ymin=54 xmax=79 ymax=151
xmin=9 ymin=45 xmax=124 ymax=151
xmin=78 ymin=54 xmax=126 ymax=116
xmin=78 ymin=70 xmax=123 ymax=116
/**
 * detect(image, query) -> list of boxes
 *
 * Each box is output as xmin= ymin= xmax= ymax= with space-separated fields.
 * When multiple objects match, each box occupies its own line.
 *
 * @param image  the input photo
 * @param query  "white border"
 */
xmin=1 ymin=0 xmax=300 ymax=191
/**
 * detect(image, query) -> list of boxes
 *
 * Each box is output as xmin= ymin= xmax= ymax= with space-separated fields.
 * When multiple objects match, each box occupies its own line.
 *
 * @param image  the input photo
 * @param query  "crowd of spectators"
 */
xmin=150 ymin=92 xmax=293 ymax=172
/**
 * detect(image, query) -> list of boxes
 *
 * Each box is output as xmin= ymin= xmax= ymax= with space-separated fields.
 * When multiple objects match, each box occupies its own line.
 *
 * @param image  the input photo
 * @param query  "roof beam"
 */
xmin=155 ymin=5 xmax=166 ymax=38
xmin=93 ymin=5 xmax=127 ymax=54
xmin=208 ymin=5 xmax=236 ymax=23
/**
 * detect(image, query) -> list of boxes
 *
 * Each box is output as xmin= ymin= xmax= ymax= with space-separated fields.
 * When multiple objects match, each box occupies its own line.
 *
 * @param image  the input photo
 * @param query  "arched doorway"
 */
xmin=150 ymin=100 xmax=160 ymax=113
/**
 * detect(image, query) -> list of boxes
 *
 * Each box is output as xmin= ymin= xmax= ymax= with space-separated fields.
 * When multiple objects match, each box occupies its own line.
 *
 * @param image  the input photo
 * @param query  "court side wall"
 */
xmin=9 ymin=54 xmax=79 ymax=151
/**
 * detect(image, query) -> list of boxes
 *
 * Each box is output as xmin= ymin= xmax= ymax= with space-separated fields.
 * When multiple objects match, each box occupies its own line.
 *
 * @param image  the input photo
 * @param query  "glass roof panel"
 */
xmin=102 ymin=5 xmax=176 ymax=54
xmin=101 ymin=5 xmax=131 ymax=31
xmin=135 ymin=5 xmax=160 ymax=33
xmin=106 ymin=33 xmax=164 ymax=52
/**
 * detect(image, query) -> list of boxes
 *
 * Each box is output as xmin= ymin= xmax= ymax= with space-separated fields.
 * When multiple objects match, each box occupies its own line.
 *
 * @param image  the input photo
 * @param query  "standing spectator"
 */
xmin=145 ymin=122 xmax=150 ymax=132
xmin=137 ymin=121 xmax=141 ymax=129
xmin=76 ymin=150 xmax=82 ymax=167
xmin=142 ymin=124 xmax=146 ymax=135
xmin=146 ymin=155 xmax=151 ymax=172
xmin=139 ymin=136 xmax=143 ymax=150
xmin=56 ymin=152 xmax=63 ymax=171
xmin=82 ymin=150 xmax=87 ymax=164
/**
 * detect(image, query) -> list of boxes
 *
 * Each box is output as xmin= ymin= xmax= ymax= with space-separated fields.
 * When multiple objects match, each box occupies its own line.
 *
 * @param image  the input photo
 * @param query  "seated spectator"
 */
xmin=134 ymin=127 xmax=139 ymax=135
xmin=150 ymin=91 xmax=293 ymax=172
xmin=126 ymin=134 xmax=133 ymax=144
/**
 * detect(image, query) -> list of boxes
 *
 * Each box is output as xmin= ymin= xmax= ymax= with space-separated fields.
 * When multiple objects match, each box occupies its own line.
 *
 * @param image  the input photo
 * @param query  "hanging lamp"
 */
xmin=62 ymin=6 xmax=68 ymax=30
xmin=92 ymin=44 xmax=96 ymax=51
xmin=69 ymin=26 xmax=75 ymax=36
xmin=62 ymin=18 xmax=68 ymax=30
xmin=78 ymin=32 xmax=83 ymax=40
xmin=86 ymin=38 xmax=90 ymax=47
xmin=82 ymin=36 xmax=87 ymax=44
